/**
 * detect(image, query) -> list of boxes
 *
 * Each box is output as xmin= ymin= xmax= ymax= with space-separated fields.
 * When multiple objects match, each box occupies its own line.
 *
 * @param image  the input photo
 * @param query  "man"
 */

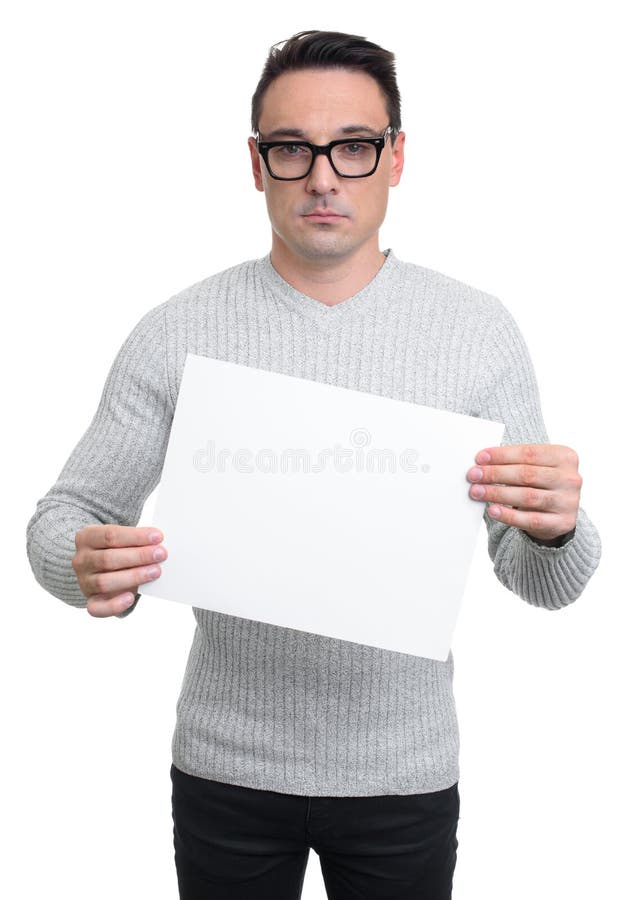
xmin=26 ymin=29 xmax=601 ymax=900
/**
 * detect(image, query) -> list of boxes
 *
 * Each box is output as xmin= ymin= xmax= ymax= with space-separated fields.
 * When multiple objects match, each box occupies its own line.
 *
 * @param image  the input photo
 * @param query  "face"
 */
xmin=248 ymin=68 xmax=405 ymax=264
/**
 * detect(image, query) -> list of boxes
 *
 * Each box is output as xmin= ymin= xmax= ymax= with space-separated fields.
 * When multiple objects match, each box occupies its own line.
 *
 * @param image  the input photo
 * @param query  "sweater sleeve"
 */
xmin=477 ymin=298 xmax=602 ymax=610
xmin=25 ymin=301 xmax=175 ymax=619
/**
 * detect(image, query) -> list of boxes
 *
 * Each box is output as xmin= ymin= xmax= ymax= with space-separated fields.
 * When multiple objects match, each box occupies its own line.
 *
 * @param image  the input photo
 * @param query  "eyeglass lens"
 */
xmin=267 ymin=141 xmax=378 ymax=178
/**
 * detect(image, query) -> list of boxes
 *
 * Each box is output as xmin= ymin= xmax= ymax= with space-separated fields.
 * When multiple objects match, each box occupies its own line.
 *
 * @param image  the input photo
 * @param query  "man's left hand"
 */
xmin=466 ymin=443 xmax=582 ymax=542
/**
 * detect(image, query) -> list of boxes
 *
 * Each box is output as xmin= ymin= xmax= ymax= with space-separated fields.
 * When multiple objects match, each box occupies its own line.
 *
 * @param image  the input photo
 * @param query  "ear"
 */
xmin=248 ymin=137 xmax=265 ymax=193
xmin=389 ymin=131 xmax=405 ymax=187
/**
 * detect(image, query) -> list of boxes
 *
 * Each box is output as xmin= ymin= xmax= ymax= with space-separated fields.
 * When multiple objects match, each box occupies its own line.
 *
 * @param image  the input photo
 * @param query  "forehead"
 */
xmin=258 ymin=68 xmax=388 ymax=133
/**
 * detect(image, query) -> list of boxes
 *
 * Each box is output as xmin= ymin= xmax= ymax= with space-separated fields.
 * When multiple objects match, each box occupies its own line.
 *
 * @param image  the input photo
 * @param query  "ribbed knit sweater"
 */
xmin=26 ymin=249 xmax=601 ymax=796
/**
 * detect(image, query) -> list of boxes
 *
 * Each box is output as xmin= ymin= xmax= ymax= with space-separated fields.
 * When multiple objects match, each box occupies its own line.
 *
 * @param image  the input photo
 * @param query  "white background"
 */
xmin=4 ymin=1 xmax=620 ymax=897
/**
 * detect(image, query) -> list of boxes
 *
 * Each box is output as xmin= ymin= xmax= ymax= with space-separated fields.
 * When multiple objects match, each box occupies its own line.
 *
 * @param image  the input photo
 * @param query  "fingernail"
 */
xmin=149 ymin=531 xmax=163 ymax=543
xmin=153 ymin=547 xmax=166 ymax=561
xmin=476 ymin=451 xmax=491 ymax=463
xmin=121 ymin=593 xmax=134 ymax=607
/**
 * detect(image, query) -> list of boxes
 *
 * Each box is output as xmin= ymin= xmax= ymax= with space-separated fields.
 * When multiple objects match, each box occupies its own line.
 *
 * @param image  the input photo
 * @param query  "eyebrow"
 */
xmin=260 ymin=124 xmax=382 ymax=141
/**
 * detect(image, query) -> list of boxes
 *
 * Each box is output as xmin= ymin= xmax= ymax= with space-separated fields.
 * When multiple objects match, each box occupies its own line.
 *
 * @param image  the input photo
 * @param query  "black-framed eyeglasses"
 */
xmin=255 ymin=125 xmax=394 ymax=180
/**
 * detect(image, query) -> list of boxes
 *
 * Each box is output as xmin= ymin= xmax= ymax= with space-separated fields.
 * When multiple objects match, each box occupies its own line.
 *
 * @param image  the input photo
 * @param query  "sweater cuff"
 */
xmin=523 ymin=526 xmax=576 ymax=549
xmin=489 ymin=505 xmax=601 ymax=609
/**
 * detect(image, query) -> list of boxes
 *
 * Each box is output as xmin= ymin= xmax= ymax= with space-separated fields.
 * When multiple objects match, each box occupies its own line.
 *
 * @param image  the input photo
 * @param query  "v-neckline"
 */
xmin=258 ymin=249 xmax=398 ymax=326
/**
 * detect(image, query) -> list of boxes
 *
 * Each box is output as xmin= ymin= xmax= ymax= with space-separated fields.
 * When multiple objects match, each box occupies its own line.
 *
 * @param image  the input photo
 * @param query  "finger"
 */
xmin=87 ymin=562 xmax=162 ymax=598
xmin=92 ymin=542 xmax=168 ymax=574
xmin=486 ymin=504 xmax=571 ymax=535
xmin=468 ymin=462 xmax=558 ymax=489
xmin=86 ymin=591 xmax=138 ymax=618
xmin=76 ymin=524 xmax=164 ymax=551
xmin=475 ymin=443 xmax=572 ymax=467
xmin=468 ymin=483 xmax=560 ymax=511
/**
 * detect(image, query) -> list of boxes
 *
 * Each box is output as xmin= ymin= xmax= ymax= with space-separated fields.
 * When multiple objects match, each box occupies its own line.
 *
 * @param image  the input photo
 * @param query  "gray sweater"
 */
xmin=26 ymin=249 xmax=601 ymax=796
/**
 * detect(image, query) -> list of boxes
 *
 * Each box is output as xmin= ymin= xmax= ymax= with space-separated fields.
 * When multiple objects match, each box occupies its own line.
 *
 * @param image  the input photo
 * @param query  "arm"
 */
xmin=476 ymin=299 xmax=601 ymax=609
xmin=25 ymin=301 xmax=174 ymax=619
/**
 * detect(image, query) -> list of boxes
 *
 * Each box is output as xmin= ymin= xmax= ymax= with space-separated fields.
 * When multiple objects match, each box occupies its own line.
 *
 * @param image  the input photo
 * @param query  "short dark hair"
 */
xmin=251 ymin=30 xmax=401 ymax=141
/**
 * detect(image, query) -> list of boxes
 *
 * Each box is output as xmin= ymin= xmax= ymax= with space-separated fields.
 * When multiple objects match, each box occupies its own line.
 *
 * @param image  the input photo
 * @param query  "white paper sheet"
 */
xmin=138 ymin=354 xmax=505 ymax=660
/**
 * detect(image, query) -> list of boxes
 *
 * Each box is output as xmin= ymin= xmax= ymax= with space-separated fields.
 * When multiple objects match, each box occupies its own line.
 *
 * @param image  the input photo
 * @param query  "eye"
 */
xmin=276 ymin=144 xmax=309 ymax=157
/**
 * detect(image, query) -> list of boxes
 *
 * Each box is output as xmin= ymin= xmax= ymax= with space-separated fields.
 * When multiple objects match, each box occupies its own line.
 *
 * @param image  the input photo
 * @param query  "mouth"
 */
xmin=303 ymin=211 xmax=347 ymax=222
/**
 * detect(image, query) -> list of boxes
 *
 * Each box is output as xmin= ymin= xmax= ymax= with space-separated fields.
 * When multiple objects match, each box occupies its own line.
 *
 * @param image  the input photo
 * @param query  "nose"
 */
xmin=305 ymin=151 xmax=340 ymax=195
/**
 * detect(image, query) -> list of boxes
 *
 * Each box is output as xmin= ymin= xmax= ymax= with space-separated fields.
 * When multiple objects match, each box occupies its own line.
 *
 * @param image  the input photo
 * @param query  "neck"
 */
xmin=269 ymin=236 xmax=386 ymax=305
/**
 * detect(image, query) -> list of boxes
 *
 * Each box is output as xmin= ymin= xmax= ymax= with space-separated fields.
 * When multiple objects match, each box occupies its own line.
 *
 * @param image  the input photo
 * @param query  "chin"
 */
xmin=290 ymin=234 xmax=359 ymax=261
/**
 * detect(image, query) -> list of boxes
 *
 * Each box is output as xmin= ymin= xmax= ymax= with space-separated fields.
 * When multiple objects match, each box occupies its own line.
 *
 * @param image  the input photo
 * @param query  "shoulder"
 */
xmin=119 ymin=259 xmax=263 ymax=336
xmin=389 ymin=253 xmax=504 ymax=321
xmin=162 ymin=257 xmax=263 ymax=316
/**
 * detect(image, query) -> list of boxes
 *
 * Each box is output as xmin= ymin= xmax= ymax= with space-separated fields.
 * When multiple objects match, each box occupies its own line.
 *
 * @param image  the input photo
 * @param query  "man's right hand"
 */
xmin=72 ymin=525 xmax=167 ymax=618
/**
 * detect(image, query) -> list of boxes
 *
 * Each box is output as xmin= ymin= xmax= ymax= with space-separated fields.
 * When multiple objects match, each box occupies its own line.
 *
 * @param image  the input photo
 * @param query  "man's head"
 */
xmin=248 ymin=31 xmax=405 ymax=267
xmin=251 ymin=30 xmax=402 ymax=139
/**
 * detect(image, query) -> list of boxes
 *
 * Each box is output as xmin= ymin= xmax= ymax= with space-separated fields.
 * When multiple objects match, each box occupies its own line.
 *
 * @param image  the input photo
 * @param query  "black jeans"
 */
xmin=170 ymin=763 xmax=460 ymax=899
